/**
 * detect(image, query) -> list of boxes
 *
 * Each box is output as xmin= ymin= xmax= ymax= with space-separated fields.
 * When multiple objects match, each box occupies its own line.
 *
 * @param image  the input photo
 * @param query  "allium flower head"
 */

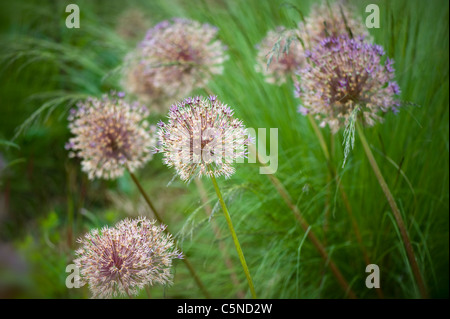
xmin=295 ymin=35 xmax=400 ymax=132
xmin=122 ymin=18 xmax=228 ymax=112
xmin=255 ymin=27 xmax=305 ymax=85
xmin=66 ymin=92 xmax=156 ymax=180
xmin=122 ymin=57 xmax=173 ymax=113
xmin=156 ymin=95 xmax=253 ymax=182
xmin=74 ymin=217 xmax=182 ymax=299
xmin=300 ymin=1 xmax=371 ymax=49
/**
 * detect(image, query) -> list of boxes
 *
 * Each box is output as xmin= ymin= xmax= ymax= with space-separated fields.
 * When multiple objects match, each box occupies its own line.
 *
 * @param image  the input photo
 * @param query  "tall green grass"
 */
xmin=0 ymin=0 xmax=448 ymax=298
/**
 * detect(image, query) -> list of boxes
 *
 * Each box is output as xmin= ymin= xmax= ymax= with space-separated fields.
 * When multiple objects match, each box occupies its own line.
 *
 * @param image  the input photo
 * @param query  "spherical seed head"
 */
xmin=295 ymin=35 xmax=401 ymax=133
xmin=156 ymin=96 xmax=253 ymax=182
xmin=122 ymin=18 xmax=228 ymax=112
xmin=66 ymin=92 xmax=156 ymax=180
xmin=74 ymin=217 xmax=182 ymax=299
xmin=122 ymin=55 xmax=176 ymax=113
xmin=255 ymin=26 xmax=305 ymax=85
xmin=300 ymin=1 xmax=372 ymax=49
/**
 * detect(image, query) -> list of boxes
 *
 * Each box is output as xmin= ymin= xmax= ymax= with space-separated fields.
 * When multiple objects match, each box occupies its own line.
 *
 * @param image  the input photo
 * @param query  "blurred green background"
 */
xmin=0 ymin=0 xmax=448 ymax=298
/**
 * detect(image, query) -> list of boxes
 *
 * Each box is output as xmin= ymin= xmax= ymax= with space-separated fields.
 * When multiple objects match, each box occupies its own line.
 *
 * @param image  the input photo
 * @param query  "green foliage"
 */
xmin=0 ymin=0 xmax=448 ymax=299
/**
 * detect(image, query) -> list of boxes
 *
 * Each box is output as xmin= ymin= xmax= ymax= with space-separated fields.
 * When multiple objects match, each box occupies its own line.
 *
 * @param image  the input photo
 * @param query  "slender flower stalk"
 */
xmin=356 ymin=122 xmax=428 ymax=298
xmin=295 ymin=33 xmax=426 ymax=297
xmin=128 ymin=170 xmax=162 ymax=224
xmin=195 ymin=177 xmax=245 ymax=298
xmin=257 ymin=10 xmax=378 ymax=297
xmin=306 ymin=113 xmax=384 ymax=298
xmin=293 ymin=68 xmax=382 ymax=296
xmin=210 ymin=174 xmax=257 ymax=299
xmin=127 ymin=169 xmax=212 ymax=299
xmin=249 ymin=143 xmax=357 ymax=299
xmin=156 ymin=95 xmax=256 ymax=298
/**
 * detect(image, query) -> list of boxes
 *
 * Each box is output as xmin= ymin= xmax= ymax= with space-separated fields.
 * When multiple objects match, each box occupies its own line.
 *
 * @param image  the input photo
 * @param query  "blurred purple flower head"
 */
xmin=74 ymin=217 xmax=181 ymax=299
xmin=122 ymin=18 xmax=228 ymax=113
xmin=66 ymin=92 xmax=156 ymax=180
xmin=299 ymin=2 xmax=372 ymax=50
xmin=255 ymin=26 xmax=305 ymax=85
xmin=295 ymin=35 xmax=401 ymax=132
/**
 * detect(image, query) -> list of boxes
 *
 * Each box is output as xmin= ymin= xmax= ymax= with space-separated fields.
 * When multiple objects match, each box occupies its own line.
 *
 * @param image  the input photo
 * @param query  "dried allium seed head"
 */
xmin=66 ymin=92 xmax=156 ymax=180
xmin=122 ymin=55 xmax=177 ymax=113
xmin=122 ymin=18 xmax=228 ymax=112
xmin=156 ymin=96 xmax=253 ymax=182
xmin=74 ymin=217 xmax=182 ymax=299
xmin=255 ymin=27 xmax=305 ymax=85
xmin=299 ymin=1 xmax=372 ymax=50
xmin=295 ymin=35 xmax=401 ymax=133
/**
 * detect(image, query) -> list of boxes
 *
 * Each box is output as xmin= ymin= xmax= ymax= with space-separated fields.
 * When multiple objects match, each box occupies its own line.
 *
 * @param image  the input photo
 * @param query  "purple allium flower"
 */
xmin=156 ymin=96 xmax=253 ymax=182
xmin=298 ymin=105 xmax=310 ymax=116
xmin=66 ymin=93 xmax=156 ymax=180
xmin=295 ymin=35 xmax=401 ymax=133
xmin=122 ymin=18 xmax=228 ymax=112
xmin=74 ymin=217 xmax=182 ymax=299
xmin=255 ymin=26 xmax=305 ymax=85
xmin=299 ymin=2 xmax=372 ymax=50
xmin=121 ymin=60 xmax=173 ymax=113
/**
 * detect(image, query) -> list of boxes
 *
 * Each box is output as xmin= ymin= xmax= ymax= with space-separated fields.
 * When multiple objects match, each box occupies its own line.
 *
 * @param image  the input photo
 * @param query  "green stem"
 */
xmin=210 ymin=175 xmax=257 ymax=299
xmin=195 ymin=178 xmax=246 ymax=299
xmin=250 ymin=143 xmax=357 ymax=298
xmin=145 ymin=286 xmax=151 ymax=299
xmin=307 ymin=114 xmax=330 ymax=161
xmin=128 ymin=170 xmax=212 ymax=299
xmin=355 ymin=121 xmax=428 ymax=298
xmin=308 ymin=114 xmax=384 ymax=298
xmin=265 ymin=173 xmax=357 ymax=299
xmin=128 ymin=171 xmax=163 ymax=224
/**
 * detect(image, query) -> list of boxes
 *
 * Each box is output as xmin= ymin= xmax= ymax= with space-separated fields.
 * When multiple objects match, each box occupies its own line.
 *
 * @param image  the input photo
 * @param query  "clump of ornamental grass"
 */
xmin=121 ymin=18 xmax=228 ymax=112
xmin=66 ymin=91 xmax=156 ymax=180
xmin=74 ymin=217 xmax=182 ymax=299
xmin=252 ymin=3 xmax=374 ymax=296
xmin=255 ymin=26 xmax=305 ymax=85
xmin=156 ymin=95 xmax=257 ymax=298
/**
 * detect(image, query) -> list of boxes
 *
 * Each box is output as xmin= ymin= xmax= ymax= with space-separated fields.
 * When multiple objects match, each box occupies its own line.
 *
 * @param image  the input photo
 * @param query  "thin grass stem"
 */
xmin=251 ymin=144 xmax=357 ymax=298
xmin=127 ymin=170 xmax=212 ymax=299
xmin=355 ymin=121 xmax=428 ymax=298
xmin=307 ymin=114 xmax=384 ymax=298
